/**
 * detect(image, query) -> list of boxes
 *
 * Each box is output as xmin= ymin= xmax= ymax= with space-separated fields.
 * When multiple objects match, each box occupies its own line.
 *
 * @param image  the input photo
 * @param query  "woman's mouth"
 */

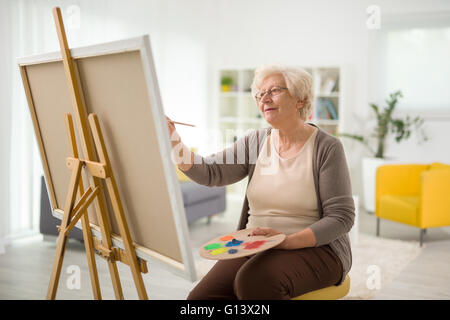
xmin=264 ymin=108 xmax=277 ymax=112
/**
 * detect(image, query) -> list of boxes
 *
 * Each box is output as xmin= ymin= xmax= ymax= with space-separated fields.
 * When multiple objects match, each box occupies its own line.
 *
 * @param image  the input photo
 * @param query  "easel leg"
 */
xmin=91 ymin=183 xmax=125 ymax=300
xmin=107 ymin=260 xmax=124 ymax=299
xmin=46 ymin=230 xmax=69 ymax=299
xmin=89 ymin=114 xmax=148 ymax=299
xmin=66 ymin=115 xmax=124 ymax=299
xmin=80 ymin=208 xmax=102 ymax=299
xmin=46 ymin=159 xmax=82 ymax=299
xmin=65 ymin=113 xmax=123 ymax=299
xmin=65 ymin=113 xmax=102 ymax=299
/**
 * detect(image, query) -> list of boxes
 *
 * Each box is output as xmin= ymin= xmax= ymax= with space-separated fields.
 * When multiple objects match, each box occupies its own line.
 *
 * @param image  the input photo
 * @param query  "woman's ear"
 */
xmin=296 ymin=98 xmax=305 ymax=111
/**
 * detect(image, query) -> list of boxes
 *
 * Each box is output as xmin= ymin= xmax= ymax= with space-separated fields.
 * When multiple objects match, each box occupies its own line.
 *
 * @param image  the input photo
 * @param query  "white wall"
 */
xmin=0 ymin=0 xmax=12 ymax=252
xmin=4 ymin=0 xmax=450 ymax=216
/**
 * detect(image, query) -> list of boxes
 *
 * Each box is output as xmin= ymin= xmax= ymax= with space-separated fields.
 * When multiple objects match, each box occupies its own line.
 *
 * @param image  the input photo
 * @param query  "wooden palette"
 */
xmin=199 ymin=228 xmax=286 ymax=260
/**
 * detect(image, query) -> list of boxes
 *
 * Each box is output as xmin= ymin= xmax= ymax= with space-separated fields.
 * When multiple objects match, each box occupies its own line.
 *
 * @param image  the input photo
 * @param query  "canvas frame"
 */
xmin=17 ymin=35 xmax=196 ymax=281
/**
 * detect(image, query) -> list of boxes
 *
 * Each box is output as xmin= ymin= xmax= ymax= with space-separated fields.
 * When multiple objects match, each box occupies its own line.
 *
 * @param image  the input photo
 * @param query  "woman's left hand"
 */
xmin=250 ymin=227 xmax=289 ymax=249
xmin=251 ymin=227 xmax=281 ymax=237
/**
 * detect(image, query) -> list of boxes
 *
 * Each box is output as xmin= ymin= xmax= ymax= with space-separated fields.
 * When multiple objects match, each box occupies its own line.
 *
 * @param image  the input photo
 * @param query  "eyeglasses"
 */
xmin=254 ymin=86 xmax=288 ymax=103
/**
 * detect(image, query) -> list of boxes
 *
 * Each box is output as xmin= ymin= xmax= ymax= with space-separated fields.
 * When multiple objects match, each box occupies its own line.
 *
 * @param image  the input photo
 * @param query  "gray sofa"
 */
xmin=40 ymin=176 xmax=226 ymax=241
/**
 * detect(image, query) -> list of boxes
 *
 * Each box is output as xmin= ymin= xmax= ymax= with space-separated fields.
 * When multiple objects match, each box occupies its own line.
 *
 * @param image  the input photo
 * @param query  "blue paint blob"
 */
xmin=225 ymin=239 xmax=243 ymax=247
xmin=228 ymin=249 xmax=238 ymax=254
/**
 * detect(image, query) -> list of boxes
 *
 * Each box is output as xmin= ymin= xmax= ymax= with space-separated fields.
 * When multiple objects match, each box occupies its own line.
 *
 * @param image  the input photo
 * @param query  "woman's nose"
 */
xmin=260 ymin=92 xmax=272 ymax=103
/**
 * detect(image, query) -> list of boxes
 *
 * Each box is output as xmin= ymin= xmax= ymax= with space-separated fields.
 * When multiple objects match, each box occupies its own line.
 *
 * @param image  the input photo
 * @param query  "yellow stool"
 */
xmin=291 ymin=276 xmax=350 ymax=300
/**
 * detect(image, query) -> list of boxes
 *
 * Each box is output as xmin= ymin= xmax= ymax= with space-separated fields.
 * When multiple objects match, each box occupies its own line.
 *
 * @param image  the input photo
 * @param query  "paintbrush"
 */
xmin=169 ymin=120 xmax=196 ymax=127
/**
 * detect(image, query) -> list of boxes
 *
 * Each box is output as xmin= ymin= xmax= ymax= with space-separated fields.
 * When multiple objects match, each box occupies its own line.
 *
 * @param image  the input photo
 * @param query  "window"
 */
xmin=373 ymin=14 xmax=450 ymax=113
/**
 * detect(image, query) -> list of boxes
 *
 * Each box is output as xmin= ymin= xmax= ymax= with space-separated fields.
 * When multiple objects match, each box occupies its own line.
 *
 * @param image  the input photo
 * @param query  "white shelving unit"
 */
xmin=311 ymin=67 xmax=342 ymax=135
xmin=214 ymin=66 xmax=344 ymax=197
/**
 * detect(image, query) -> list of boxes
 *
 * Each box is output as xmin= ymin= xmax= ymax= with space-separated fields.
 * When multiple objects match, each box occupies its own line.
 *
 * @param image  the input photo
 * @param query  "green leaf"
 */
xmin=347 ymin=90 xmax=427 ymax=156
xmin=370 ymin=103 xmax=379 ymax=116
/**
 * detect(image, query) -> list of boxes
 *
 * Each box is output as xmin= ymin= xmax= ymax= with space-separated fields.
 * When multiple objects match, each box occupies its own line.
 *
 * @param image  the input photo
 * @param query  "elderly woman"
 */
xmin=166 ymin=64 xmax=354 ymax=300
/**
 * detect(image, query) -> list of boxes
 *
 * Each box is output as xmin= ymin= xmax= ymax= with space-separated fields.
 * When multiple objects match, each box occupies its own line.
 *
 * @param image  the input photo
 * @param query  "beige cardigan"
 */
xmin=183 ymin=123 xmax=355 ymax=285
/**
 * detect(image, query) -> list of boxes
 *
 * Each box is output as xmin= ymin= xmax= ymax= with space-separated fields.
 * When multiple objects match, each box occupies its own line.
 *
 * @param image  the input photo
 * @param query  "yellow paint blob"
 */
xmin=210 ymin=247 xmax=228 ymax=256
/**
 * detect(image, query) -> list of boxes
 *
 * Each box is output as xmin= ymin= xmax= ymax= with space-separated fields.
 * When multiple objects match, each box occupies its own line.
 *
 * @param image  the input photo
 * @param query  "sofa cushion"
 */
xmin=174 ymin=148 xmax=198 ymax=182
xmin=176 ymin=166 xmax=191 ymax=182
xmin=378 ymin=195 xmax=419 ymax=226
xmin=429 ymin=162 xmax=450 ymax=171
xmin=179 ymin=181 xmax=225 ymax=206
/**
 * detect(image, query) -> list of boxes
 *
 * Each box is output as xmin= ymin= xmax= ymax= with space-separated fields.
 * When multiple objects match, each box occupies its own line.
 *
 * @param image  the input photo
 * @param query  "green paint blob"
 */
xmin=204 ymin=243 xmax=222 ymax=250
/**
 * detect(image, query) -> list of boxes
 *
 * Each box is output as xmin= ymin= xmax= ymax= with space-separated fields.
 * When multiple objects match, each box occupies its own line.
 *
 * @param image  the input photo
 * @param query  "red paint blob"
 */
xmin=243 ymin=240 xmax=266 ymax=250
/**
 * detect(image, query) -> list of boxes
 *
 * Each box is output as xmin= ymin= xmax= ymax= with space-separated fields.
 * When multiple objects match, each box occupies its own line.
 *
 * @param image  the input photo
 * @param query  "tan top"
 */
xmin=246 ymin=128 xmax=319 ymax=234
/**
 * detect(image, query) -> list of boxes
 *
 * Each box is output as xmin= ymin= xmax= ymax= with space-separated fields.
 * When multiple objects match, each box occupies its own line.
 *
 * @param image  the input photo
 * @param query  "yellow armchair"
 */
xmin=375 ymin=162 xmax=450 ymax=246
xmin=174 ymin=148 xmax=197 ymax=182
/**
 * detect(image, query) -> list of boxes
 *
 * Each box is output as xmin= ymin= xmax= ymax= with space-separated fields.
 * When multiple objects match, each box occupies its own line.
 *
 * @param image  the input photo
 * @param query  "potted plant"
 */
xmin=221 ymin=76 xmax=233 ymax=92
xmin=340 ymin=90 xmax=428 ymax=212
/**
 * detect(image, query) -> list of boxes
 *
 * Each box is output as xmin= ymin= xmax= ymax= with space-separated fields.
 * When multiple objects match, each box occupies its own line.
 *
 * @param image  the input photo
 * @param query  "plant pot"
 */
xmin=362 ymin=157 xmax=387 ymax=213
xmin=221 ymin=84 xmax=231 ymax=92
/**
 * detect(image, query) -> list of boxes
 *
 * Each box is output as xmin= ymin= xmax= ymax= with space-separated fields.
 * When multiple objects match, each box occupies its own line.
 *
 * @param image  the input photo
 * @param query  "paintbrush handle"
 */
xmin=170 ymin=120 xmax=195 ymax=127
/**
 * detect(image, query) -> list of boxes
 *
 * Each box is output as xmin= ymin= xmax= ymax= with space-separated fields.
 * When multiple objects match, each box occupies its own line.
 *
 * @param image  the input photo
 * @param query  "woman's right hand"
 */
xmin=166 ymin=115 xmax=193 ymax=171
xmin=166 ymin=116 xmax=176 ymax=136
xmin=166 ymin=115 xmax=184 ymax=151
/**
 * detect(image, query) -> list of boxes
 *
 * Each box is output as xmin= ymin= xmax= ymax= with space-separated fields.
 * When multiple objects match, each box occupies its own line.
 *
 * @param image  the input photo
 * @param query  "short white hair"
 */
xmin=251 ymin=64 xmax=314 ymax=121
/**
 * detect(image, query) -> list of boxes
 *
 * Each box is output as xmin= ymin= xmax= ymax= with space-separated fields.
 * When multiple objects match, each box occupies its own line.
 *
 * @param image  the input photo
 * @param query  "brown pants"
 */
xmin=187 ymin=245 xmax=342 ymax=300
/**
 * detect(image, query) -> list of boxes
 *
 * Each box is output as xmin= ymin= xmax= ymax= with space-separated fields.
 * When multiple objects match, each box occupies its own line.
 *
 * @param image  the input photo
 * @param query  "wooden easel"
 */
xmin=46 ymin=7 xmax=148 ymax=300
